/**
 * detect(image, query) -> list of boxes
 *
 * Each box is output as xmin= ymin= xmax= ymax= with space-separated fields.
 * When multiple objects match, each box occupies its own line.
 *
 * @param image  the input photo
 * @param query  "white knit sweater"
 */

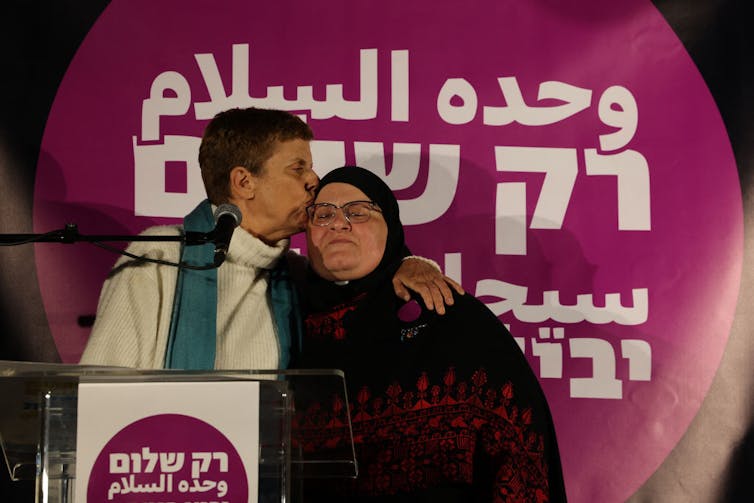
xmin=79 ymin=225 xmax=294 ymax=370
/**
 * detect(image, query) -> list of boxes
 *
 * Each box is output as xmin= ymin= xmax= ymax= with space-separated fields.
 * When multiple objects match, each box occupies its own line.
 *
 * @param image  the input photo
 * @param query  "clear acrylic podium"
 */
xmin=0 ymin=360 xmax=357 ymax=503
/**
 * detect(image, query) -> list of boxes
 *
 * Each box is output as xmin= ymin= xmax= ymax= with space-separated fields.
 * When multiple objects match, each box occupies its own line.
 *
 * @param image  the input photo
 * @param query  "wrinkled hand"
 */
xmin=392 ymin=258 xmax=464 ymax=315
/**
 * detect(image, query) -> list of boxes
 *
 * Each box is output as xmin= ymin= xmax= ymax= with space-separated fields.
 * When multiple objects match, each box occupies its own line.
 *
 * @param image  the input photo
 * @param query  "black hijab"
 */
xmin=305 ymin=166 xmax=407 ymax=310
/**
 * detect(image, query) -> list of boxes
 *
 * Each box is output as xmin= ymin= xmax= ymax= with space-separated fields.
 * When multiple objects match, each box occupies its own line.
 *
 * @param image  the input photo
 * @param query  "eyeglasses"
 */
xmin=306 ymin=200 xmax=382 ymax=226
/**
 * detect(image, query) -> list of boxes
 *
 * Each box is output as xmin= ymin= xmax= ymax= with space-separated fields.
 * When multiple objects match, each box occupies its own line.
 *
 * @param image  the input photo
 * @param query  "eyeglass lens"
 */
xmin=309 ymin=201 xmax=377 ymax=225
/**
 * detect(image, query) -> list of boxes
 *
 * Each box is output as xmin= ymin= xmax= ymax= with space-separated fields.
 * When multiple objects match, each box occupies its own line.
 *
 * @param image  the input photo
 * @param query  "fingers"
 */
xmin=391 ymin=277 xmax=412 ymax=302
xmin=421 ymin=276 xmax=464 ymax=315
xmin=427 ymin=281 xmax=446 ymax=315
xmin=434 ymin=277 xmax=456 ymax=307
xmin=443 ymin=276 xmax=465 ymax=295
xmin=393 ymin=276 xmax=439 ymax=312
xmin=411 ymin=278 xmax=447 ymax=315
xmin=391 ymin=257 xmax=466 ymax=315
xmin=418 ymin=283 xmax=440 ymax=314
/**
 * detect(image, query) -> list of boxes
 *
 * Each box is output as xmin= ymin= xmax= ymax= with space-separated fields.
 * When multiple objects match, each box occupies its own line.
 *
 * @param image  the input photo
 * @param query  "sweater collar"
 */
xmin=227 ymin=226 xmax=289 ymax=270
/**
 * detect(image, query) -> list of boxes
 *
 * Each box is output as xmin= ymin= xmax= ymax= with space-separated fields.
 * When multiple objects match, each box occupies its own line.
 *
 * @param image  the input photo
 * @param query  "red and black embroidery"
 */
xmin=294 ymin=367 xmax=552 ymax=502
xmin=304 ymin=295 xmax=364 ymax=340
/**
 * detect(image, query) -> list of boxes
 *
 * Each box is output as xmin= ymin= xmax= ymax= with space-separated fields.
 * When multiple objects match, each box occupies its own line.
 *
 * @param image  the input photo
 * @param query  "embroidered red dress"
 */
xmin=294 ymin=285 xmax=567 ymax=503
xmin=293 ymin=166 xmax=567 ymax=502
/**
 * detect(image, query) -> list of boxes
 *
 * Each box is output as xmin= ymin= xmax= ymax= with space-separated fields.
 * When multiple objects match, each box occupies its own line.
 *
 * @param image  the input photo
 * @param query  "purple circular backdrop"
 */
xmin=87 ymin=414 xmax=248 ymax=502
xmin=35 ymin=1 xmax=742 ymax=501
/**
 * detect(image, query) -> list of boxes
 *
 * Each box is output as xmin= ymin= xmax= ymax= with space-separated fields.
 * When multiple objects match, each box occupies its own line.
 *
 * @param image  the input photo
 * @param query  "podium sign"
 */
xmin=75 ymin=380 xmax=260 ymax=503
xmin=0 ymin=362 xmax=356 ymax=503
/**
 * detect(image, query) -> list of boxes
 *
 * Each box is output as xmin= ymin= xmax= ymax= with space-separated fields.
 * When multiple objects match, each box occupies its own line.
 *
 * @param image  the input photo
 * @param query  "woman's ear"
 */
xmin=229 ymin=166 xmax=255 ymax=200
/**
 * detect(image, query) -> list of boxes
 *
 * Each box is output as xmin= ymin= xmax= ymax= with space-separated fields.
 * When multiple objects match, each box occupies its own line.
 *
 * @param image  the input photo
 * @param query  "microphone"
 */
xmin=209 ymin=203 xmax=242 ymax=267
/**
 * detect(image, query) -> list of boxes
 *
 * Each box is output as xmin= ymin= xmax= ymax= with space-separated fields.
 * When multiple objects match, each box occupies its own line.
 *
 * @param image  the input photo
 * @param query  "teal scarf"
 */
xmin=164 ymin=199 xmax=301 ymax=370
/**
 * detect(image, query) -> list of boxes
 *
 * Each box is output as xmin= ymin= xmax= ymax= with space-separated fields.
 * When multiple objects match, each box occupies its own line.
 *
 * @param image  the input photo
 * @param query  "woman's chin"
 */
xmin=316 ymin=254 xmax=379 ymax=282
xmin=326 ymin=269 xmax=359 ymax=282
xmin=322 ymin=264 xmax=365 ymax=282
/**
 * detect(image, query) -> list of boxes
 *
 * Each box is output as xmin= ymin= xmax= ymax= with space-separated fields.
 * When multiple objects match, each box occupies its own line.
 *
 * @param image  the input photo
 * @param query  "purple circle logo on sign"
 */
xmin=35 ymin=1 xmax=742 ymax=501
xmin=87 ymin=414 xmax=248 ymax=502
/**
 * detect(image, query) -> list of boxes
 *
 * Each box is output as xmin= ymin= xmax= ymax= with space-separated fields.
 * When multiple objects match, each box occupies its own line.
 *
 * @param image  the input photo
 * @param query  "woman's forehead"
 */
xmin=315 ymin=182 xmax=369 ymax=203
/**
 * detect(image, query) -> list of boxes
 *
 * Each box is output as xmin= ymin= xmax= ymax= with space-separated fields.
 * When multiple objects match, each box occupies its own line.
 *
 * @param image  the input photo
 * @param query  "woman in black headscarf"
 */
xmin=295 ymin=166 xmax=567 ymax=502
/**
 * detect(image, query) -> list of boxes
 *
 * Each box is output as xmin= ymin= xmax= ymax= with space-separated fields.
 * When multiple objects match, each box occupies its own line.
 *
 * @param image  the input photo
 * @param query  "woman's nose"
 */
xmin=329 ymin=208 xmax=352 ymax=229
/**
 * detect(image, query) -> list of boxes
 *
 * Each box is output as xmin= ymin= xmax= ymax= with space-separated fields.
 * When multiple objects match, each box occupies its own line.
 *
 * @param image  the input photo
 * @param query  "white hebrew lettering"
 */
xmin=213 ymin=451 xmax=229 ymax=472
xmin=605 ymin=289 xmax=648 ymax=325
xmin=511 ymin=290 xmax=648 ymax=325
xmin=349 ymin=143 xmax=460 ymax=225
xmin=532 ymin=337 xmax=564 ymax=378
xmin=585 ymin=148 xmax=651 ymax=231
xmin=191 ymin=452 xmax=213 ymax=479
xmin=496 ymin=182 xmax=527 ymax=255
xmin=443 ymin=252 xmax=462 ymax=286
xmin=621 ymin=339 xmax=652 ymax=380
xmin=130 ymin=452 xmax=142 ymax=473
xmin=159 ymin=452 xmax=185 ymax=473
xmin=569 ymin=338 xmax=623 ymax=399
xmin=515 ymin=291 xmax=579 ymax=323
xmin=312 ymin=141 xmax=459 ymax=224
xmin=397 ymin=144 xmax=460 ymax=225
xmin=109 ymin=453 xmax=130 ymax=474
xmin=476 ymin=278 xmax=648 ymax=325
xmin=495 ymin=146 xmax=578 ymax=255
xmin=141 ymin=447 xmax=158 ymax=473
xmin=513 ymin=336 xmax=526 ymax=353
xmin=311 ymin=139 xmax=347 ymax=178
xmin=132 ymin=135 xmax=205 ymax=217
xmin=538 ymin=326 xmax=565 ymax=339
xmin=354 ymin=142 xmax=421 ymax=190
xmin=475 ymin=278 xmax=528 ymax=317
xmin=312 ymin=140 xmax=461 ymax=225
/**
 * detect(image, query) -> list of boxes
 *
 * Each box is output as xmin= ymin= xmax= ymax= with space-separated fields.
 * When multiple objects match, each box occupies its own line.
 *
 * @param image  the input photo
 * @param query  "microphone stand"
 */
xmin=0 ymin=224 xmax=223 ymax=328
xmin=0 ymin=223 xmax=210 ymax=246
xmin=0 ymin=223 xmax=225 ymax=271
